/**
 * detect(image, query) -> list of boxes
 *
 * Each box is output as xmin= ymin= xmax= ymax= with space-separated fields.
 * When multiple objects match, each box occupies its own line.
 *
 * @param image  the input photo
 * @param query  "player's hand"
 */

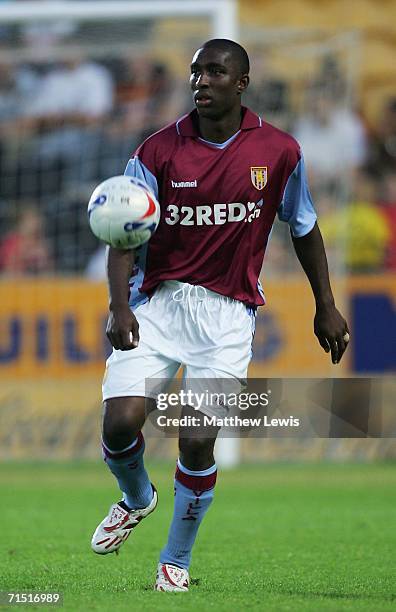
xmin=106 ymin=304 xmax=139 ymax=350
xmin=314 ymin=304 xmax=349 ymax=365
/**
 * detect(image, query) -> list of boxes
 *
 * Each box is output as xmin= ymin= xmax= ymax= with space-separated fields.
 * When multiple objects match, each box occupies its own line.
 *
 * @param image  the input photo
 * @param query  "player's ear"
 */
xmin=237 ymin=74 xmax=249 ymax=94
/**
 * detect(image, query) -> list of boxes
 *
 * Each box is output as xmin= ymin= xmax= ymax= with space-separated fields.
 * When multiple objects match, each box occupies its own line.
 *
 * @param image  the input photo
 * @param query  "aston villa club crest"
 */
xmin=251 ymin=166 xmax=268 ymax=190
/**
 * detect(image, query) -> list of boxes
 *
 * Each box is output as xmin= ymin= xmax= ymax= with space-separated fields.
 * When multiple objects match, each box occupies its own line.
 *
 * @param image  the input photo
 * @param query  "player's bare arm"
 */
xmin=106 ymin=246 xmax=139 ymax=350
xmin=292 ymin=222 xmax=349 ymax=364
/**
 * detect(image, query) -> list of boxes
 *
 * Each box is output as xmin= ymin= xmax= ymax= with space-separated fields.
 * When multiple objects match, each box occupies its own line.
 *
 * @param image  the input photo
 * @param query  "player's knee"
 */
xmin=102 ymin=411 xmax=138 ymax=449
xmin=179 ymin=437 xmax=215 ymax=470
xmin=102 ymin=398 xmax=146 ymax=449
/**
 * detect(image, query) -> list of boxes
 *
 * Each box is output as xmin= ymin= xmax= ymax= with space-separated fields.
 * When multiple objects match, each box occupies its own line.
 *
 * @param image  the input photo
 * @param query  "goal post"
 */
xmin=0 ymin=0 xmax=238 ymax=39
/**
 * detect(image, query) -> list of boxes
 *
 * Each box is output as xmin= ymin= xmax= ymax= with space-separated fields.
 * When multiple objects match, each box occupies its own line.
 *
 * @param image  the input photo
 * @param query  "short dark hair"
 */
xmin=201 ymin=39 xmax=250 ymax=75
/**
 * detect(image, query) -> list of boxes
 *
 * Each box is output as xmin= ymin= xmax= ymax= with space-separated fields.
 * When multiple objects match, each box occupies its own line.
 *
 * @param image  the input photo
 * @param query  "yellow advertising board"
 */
xmin=0 ymin=276 xmax=395 ymax=459
xmin=0 ymin=280 xmax=107 ymax=378
xmin=250 ymin=278 xmax=340 ymax=376
xmin=0 ymin=275 xmax=395 ymax=378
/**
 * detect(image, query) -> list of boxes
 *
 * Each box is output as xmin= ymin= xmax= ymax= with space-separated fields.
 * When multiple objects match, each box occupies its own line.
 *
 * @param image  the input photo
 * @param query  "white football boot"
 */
xmin=91 ymin=485 xmax=158 ymax=555
xmin=154 ymin=563 xmax=190 ymax=592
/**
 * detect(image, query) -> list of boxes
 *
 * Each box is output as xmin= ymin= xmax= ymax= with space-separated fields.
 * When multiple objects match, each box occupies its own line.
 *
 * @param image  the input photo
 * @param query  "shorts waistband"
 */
xmin=161 ymin=280 xmax=233 ymax=302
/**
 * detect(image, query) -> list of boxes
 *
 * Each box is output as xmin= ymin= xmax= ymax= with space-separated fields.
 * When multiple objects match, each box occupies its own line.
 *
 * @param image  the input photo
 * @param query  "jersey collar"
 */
xmin=176 ymin=106 xmax=262 ymax=137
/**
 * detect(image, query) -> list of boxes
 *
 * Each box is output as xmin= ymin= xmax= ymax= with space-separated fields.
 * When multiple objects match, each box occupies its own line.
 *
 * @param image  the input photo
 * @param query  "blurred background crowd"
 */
xmin=0 ymin=0 xmax=395 ymax=280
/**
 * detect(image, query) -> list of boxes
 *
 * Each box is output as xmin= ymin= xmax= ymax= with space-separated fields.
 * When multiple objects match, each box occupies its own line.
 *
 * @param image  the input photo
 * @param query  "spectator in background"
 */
xmin=0 ymin=62 xmax=21 ymax=122
xmin=378 ymin=172 xmax=396 ymax=270
xmin=143 ymin=62 xmax=186 ymax=134
xmin=320 ymin=191 xmax=390 ymax=273
xmin=85 ymin=243 xmax=107 ymax=281
xmin=25 ymin=55 xmax=114 ymax=122
xmin=366 ymin=96 xmax=396 ymax=179
xmin=315 ymin=54 xmax=347 ymax=102
xmin=114 ymin=56 xmax=185 ymax=141
xmin=243 ymin=50 xmax=291 ymax=131
xmin=17 ymin=55 xmax=115 ymax=190
xmin=0 ymin=206 xmax=53 ymax=275
xmin=115 ymin=56 xmax=153 ymax=133
xmin=293 ymin=80 xmax=367 ymax=193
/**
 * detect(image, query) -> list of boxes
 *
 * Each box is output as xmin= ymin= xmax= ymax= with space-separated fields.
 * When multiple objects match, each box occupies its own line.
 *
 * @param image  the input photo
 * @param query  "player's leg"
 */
xmin=102 ymin=396 xmax=154 ymax=511
xmin=155 ymin=285 xmax=255 ymax=590
xmin=99 ymin=288 xmax=189 ymax=515
xmin=92 ymin=394 xmax=160 ymax=555
xmin=155 ymin=406 xmax=219 ymax=591
xmin=93 ymin=317 xmax=181 ymax=554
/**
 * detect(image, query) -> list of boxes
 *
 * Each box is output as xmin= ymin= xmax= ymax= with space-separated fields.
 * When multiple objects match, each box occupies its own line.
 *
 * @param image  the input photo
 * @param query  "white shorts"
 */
xmin=102 ymin=281 xmax=256 ymax=417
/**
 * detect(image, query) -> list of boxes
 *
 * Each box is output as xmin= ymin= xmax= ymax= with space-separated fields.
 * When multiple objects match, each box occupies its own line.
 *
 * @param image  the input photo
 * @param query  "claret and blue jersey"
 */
xmin=124 ymin=106 xmax=317 ymax=308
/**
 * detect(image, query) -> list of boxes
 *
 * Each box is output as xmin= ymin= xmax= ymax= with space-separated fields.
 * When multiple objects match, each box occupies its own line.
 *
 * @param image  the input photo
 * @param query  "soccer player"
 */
xmin=91 ymin=39 xmax=349 ymax=592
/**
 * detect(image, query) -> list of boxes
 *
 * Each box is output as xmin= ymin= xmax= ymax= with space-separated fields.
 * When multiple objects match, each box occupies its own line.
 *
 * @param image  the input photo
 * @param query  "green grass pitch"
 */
xmin=0 ymin=461 xmax=395 ymax=611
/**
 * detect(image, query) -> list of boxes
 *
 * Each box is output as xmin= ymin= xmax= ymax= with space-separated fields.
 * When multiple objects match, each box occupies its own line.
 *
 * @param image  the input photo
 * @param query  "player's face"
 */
xmin=190 ymin=47 xmax=248 ymax=119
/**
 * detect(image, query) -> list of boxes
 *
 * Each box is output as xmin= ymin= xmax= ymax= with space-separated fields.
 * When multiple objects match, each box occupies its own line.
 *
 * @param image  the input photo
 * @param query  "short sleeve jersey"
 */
xmin=125 ymin=106 xmax=316 ymax=308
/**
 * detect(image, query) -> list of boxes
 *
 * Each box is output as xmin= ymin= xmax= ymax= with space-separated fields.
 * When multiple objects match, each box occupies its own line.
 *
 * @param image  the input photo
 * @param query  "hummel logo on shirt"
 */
xmin=171 ymin=180 xmax=198 ymax=188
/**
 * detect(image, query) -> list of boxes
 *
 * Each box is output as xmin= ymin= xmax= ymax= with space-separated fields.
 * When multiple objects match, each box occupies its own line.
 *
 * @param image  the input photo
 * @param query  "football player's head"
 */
xmin=190 ymin=39 xmax=250 ymax=119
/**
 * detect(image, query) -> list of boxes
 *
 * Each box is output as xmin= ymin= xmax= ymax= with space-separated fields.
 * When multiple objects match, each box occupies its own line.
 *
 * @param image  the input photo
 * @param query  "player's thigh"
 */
xmin=182 ymin=366 xmax=244 ymax=419
xmin=212 ymin=302 xmax=255 ymax=378
xmin=181 ymin=300 xmax=254 ymax=420
xmin=103 ymin=340 xmax=180 ymax=401
xmin=103 ymin=349 xmax=180 ymax=435
xmin=185 ymin=297 xmax=255 ymax=379
xmin=103 ymin=295 xmax=184 ymax=398
xmin=103 ymin=338 xmax=180 ymax=443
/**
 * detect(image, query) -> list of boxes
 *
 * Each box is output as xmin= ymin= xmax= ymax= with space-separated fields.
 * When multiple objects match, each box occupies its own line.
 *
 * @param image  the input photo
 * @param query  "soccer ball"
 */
xmin=87 ymin=175 xmax=160 ymax=249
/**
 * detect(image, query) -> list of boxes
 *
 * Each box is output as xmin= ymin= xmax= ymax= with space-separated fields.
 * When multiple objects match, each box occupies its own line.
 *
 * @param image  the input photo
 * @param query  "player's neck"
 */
xmin=198 ymin=106 xmax=242 ymax=143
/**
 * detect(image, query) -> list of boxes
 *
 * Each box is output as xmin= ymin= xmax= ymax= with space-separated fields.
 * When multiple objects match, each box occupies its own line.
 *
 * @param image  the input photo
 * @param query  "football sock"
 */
xmin=102 ymin=432 xmax=153 ymax=509
xmin=160 ymin=459 xmax=217 ymax=569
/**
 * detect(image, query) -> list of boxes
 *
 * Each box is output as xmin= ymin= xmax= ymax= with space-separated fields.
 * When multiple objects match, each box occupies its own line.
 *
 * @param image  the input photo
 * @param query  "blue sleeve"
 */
xmin=277 ymin=156 xmax=317 ymax=237
xmin=124 ymin=156 xmax=159 ymax=201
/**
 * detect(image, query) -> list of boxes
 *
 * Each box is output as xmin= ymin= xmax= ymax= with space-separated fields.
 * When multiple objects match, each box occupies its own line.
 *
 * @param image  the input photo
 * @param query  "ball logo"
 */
xmin=88 ymin=194 xmax=107 ymax=218
xmin=124 ymin=221 xmax=146 ymax=232
xmin=93 ymin=195 xmax=107 ymax=205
